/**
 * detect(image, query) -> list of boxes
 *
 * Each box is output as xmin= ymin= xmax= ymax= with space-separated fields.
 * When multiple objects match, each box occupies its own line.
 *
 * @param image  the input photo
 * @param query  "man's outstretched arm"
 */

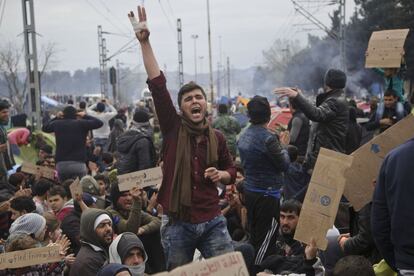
xmin=129 ymin=6 xmax=160 ymax=80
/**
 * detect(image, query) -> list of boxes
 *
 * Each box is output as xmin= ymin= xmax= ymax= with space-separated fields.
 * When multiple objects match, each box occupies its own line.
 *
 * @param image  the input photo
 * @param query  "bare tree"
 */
xmin=0 ymin=41 xmax=57 ymax=114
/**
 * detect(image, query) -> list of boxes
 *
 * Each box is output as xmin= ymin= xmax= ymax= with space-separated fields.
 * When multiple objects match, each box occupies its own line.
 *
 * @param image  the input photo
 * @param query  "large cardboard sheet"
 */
xmin=344 ymin=114 xmax=414 ymax=211
xmin=0 ymin=245 xmax=61 ymax=269
xmin=294 ymin=148 xmax=353 ymax=250
xmin=118 ymin=167 xmax=163 ymax=192
xmin=365 ymin=29 xmax=409 ymax=68
xmin=21 ymin=162 xmax=55 ymax=180
xmin=152 ymin=252 xmax=249 ymax=276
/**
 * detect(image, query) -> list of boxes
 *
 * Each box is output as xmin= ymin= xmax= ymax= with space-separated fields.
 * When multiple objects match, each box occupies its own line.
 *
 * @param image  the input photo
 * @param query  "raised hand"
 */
xmin=274 ymin=87 xmax=300 ymax=99
xmin=128 ymin=6 xmax=150 ymax=43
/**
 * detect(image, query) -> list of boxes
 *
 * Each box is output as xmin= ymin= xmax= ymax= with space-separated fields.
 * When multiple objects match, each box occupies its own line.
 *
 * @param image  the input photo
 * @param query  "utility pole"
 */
xmin=177 ymin=19 xmax=184 ymax=87
xmin=22 ymin=0 xmax=41 ymax=130
xmin=216 ymin=62 xmax=221 ymax=98
xmin=109 ymin=66 xmax=117 ymax=105
xmin=206 ymin=0 xmax=214 ymax=103
xmin=191 ymin=34 xmax=199 ymax=82
xmin=227 ymin=56 xmax=231 ymax=98
xmin=339 ymin=0 xmax=346 ymax=72
xmin=98 ymin=25 xmax=108 ymax=98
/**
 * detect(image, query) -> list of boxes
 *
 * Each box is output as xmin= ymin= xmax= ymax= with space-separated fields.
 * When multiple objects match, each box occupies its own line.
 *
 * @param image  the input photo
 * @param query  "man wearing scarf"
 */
xmin=129 ymin=6 xmax=236 ymax=270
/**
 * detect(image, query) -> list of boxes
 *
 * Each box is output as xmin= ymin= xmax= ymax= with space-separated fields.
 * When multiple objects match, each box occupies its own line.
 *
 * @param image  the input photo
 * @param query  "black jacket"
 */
xmin=293 ymin=89 xmax=349 ymax=169
xmin=344 ymin=203 xmax=381 ymax=264
xmin=61 ymin=209 xmax=81 ymax=254
xmin=42 ymin=115 xmax=103 ymax=163
xmin=116 ymin=128 xmax=156 ymax=175
xmin=288 ymin=111 xmax=310 ymax=157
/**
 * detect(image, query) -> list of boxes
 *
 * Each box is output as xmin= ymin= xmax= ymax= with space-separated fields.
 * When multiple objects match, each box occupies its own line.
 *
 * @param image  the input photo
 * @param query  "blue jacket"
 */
xmin=371 ymin=137 xmax=414 ymax=270
xmin=237 ymin=125 xmax=289 ymax=194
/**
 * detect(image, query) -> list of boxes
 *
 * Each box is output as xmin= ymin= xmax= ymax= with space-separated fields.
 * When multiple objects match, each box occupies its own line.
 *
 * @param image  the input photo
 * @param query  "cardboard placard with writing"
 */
xmin=21 ymin=162 xmax=55 ymax=180
xmin=69 ymin=178 xmax=81 ymax=200
xmin=118 ymin=167 xmax=163 ymax=192
xmin=294 ymin=148 xmax=353 ymax=250
xmin=152 ymin=252 xmax=248 ymax=276
xmin=0 ymin=245 xmax=61 ymax=269
xmin=344 ymin=114 xmax=414 ymax=211
xmin=365 ymin=29 xmax=409 ymax=68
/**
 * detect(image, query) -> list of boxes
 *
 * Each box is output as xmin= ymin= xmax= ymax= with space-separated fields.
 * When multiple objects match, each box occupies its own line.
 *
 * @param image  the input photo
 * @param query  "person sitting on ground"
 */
xmin=106 ymin=183 xmax=164 ymax=273
xmin=61 ymin=192 xmax=97 ymax=255
xmin=81 ymin=175 xmax=107 ymax=209
xmin=365 ymin=88 xmax=407 ymax=133
xmin=69 ymin=208 xmax=114 ymax=276
xmin=109 ymin=232 xmax=148 ymax=276
xmin=32 ymin=178 xmax=53 ymax=215
xmin=259 ymin=200 xmax=306 ymax=274
xmin=9 ymin=196 xmax=36 ymax=221
xmin=48 ymin=185 xmax=73 ymax=222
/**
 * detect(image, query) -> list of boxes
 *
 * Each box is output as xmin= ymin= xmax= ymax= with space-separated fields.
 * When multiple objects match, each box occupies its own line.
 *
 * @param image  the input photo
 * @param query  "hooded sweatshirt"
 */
xmin=109 ymin=232 xmax=147 ymax=276
xmin=69 ymin=208 xmax=113 ymax=276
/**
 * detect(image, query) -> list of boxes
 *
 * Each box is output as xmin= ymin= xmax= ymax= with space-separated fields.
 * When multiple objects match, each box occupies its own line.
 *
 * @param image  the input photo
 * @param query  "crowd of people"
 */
xmin=0 ymin=5 xmax=412 ymax=276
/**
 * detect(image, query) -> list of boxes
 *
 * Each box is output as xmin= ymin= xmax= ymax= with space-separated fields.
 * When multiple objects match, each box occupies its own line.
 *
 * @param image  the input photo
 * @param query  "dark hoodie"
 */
xmin=69 ymin=208 xmax=113 ymax=276
xmin=116 ymin=125 xmax=156 ymax=175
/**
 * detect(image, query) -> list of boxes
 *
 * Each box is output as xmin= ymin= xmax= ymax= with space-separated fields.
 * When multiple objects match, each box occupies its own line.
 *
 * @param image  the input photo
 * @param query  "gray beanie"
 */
xmin=9 ymin=213 xmax=46 ymax=239
xmin=324 ymin=69 xmax=346 ymax=89
xmin=81 ymin=175 xmax=100 ymax=196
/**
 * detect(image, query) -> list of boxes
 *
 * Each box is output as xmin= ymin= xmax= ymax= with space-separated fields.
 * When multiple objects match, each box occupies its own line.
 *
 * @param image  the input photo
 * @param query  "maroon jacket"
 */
xmin=147 ymin=72 xmax=236 ymax=223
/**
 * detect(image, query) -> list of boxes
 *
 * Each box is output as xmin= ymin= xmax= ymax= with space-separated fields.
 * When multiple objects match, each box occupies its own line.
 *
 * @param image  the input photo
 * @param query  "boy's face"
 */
xmin=384 ymin=95 xmax=397 ymax=109
xmin=48 ymin=195 xmax=67 ymax=213
xmin=180 ymin=89 xmax=207 ymax=125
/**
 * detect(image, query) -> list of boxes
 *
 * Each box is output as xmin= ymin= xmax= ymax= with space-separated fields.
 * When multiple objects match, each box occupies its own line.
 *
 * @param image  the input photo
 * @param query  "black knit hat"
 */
xmin=0 ymin=100 xmax=10 ymax=111
xmin=324 ymin=69 xmax=346 ymax=89
xmin=133 ymin=109 xmax=150 ymax=123
xmin=247 ymin=95 xmax=271 ymax=124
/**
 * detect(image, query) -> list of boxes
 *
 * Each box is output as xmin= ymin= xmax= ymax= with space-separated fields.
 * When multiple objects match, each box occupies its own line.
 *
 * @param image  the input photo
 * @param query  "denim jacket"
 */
xmin=237 ymin=125 xmax=289 ymax=193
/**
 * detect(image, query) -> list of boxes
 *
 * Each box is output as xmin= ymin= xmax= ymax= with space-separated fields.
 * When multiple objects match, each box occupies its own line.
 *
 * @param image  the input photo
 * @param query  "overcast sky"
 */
xmin=0 ymin=0 xmax=355 ymax=74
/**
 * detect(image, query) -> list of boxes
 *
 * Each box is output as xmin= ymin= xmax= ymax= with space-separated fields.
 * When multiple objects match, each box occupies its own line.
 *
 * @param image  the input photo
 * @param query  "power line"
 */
xmin=85 ymin=0 xmax=129 ymax=36
xmin=97 ymin=0 xmax=133 ymax=35
xmin=158 ymin=0 xmax=176 ymax=36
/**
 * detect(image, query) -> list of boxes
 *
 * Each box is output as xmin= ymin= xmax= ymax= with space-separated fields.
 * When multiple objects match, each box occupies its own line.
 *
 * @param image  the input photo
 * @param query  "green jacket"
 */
xmin=106 ymin=199 xmax=161 ymax=235
xmin=212 ymin=114 xmax=241 ymax=157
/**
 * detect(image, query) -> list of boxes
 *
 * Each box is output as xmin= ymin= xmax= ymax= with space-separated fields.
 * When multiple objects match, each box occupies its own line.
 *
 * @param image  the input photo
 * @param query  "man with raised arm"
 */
xmin=128 ymin=6 xmax=236 ymax=270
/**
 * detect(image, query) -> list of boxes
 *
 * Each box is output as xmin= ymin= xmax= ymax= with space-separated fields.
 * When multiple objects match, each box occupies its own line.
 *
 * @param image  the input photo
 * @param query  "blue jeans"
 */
xmin=160 ymin=215 xmax=234 ymax=270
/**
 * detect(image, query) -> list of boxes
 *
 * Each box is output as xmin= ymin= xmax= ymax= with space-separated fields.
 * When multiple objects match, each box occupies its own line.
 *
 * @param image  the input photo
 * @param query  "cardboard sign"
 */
xmin=344 ymin=114 xmax=414 ymax=211
xmin=118 ymin=167 xmax=163 ymax=192
xmin=0 ymin=245 xmax=61 ymax=269
xmin=21 ymin=162 xmax=55 ymax=180
xmin=69 ymin=177 xmax=81 ymax=200
xmin=152 ymin=252 xmax=248 ymax=276
xmin=294 ymin=148 xmax=353 ymax=250
xmin=365 ymin=29 xmax=409 ymax=68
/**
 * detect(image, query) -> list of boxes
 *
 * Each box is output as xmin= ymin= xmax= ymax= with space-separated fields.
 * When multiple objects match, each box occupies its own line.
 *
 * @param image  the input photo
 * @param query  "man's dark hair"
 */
xmin=63 ymin=106 xmax=77 ymax=119
xmin=9 ymin=172 xmax=25 ymax=187
xmin=288 ymin=98 xmax=298 ymax=110
xmin=177 ymin=81 xmax=206 ymax=107
xmin=235 ymin=163 xmax=245 ymax=176
xmin=287 ymin=145 xmax=298 ymax=162
xmin=32 ymin=179 xmax=53 ymax=197
xmin=102 ymin=152 xmax=114 ymax=165
xmin=40 ymin=144 xmax=53 ymax=155
xmin=280 ymin=199 xmax=302 ymax=216
xmin=48 ymin=185 xmax=68 ymax=199
xmin=67 ymin=99 xmax=74 ymax=105
xmin=0 ymin=99 xmax=10 ymax=112
xmin=94 ymin=174 xmax=108 ymax=184
xmin=97 ymin=102 xmax=106 ymax=112
xmin=10 ymin=196 xmax=36 ymax=213
xmin=247 ymin=95 xmax=271 ymax=125
xmin=218 ymin=104 xmax=228 ymax=115
xmin=61 ymin=179 xmax=75 ymax=199
xmin=79 ymin=101 xmax=86 ymax=109
xmin=333 ymin=256 xmax=375 ymax=276
xmin=384 ymin=89 xmax=398 ymax=98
